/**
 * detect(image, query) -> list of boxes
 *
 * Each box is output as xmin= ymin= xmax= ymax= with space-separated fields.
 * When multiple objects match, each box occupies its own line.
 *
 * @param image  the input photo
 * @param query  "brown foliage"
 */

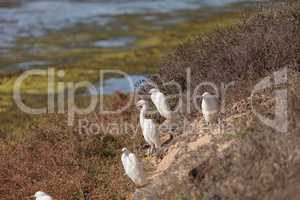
xmin=159 ymin=0 xmax=300 ymax=111
xmin=0 ymin=96 xmax=144 ymax=200
xmin=188 ymin=76 xmax=300 ymax=199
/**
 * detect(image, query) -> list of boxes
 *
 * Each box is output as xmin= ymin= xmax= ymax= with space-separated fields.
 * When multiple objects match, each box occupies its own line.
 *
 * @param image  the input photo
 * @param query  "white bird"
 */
xmin=149 ymin=88 xmax=172 ymax=120
xmin=201 ymin=92 xmax=220 ymax=124
xmin=121 ymin=148 xmax=146 ymax=186
xmin=136 ymin=99 xmax=161 ymax=155
xmin=32 ymin=191 xmax=53 ymax=200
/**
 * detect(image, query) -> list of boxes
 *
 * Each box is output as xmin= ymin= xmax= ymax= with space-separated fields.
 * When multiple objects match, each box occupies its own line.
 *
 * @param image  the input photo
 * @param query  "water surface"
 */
xmin=0 ymin=0 xmax=258 ymax=51
xmin=88 ymin=75 xmax=147 ymax=95
xmin=93 ymin=37 xmax=136 ymax=48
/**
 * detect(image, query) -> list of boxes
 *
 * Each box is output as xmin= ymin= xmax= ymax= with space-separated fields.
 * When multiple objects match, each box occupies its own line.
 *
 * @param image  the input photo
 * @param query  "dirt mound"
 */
xmin=132 ymin=72 xmax=300 ymax=200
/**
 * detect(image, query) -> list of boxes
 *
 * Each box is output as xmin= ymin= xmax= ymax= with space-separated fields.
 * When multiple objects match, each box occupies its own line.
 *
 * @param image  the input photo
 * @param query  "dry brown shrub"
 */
xmin=188 ymin=74 xmax=300 ymax=200
xmin=159 ymin=0 xmax=300 ymax=114
xmin=0 ymin=95 xmax=144 ymax=200
xmin=152 ymin=1 xmax=300 ymax=199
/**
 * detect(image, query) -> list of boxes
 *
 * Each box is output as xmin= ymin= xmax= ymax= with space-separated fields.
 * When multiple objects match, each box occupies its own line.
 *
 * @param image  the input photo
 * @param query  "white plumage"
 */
xmin=32 ymin=191 xmax=52 ymax=200
xmin=121 ymin=148 xmax=146 ymax=186
xmin=136 ymin=100 xmax=161 ymax=154
xmin=149 ymin=88 xmax=172 ymax=120
xmin=201 ymin=92 xmax=220 ymax=124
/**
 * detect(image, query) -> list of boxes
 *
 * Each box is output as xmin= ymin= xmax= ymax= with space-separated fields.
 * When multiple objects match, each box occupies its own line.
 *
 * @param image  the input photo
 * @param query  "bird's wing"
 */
xmin=130 ymin=152 xmax=145 ymax=173
xmin=202 ymin=95 xmax=220 ymax=113
xmin=128 ymin=153 xmax=138 ymax=167
xmin=41 ymin=196 xmax=53 ymax=200
xmin=150 ymin=93 xmax=159 ymax=109
xmin=150 ymin=128 xmax=160 ymax=148
xmin=121 ymin=153 xmax=129 ymax=174
xmin=144 ymin=119 xmax=160 ymax=147
xmin=142 ymin=119 xmax=152 ymax=144
xmin=208 ymin=95 xmax=220 ymax=109
xmin=128 ymin=153 xmax=145 ymax=178
xmin=157 ymin=92 xmax=169 ymax=110
xmin=143 ymin=119 xmax=159 ymax=145
xmin=151 ymin=92 xmax=170 ymax=115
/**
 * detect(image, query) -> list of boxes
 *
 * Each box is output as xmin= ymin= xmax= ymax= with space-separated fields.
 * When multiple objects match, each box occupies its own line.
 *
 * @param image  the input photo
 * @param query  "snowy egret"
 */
xmin=31 ymin=191 xmax=52 ymax=200
xmin=201 ymin=92 xmax=220 ymax=124
xmin=149 ymin=88 xmax=172 ymax=120
xmin=121 ymin=148 xmax=146 ymax=186
xmin=136 ymin=99 xmax=161 ymax=155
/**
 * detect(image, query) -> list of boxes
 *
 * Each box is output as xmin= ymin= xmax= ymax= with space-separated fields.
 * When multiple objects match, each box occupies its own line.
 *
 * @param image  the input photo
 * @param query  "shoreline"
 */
xmin=0 ymin=10 xmax=248 ymax=114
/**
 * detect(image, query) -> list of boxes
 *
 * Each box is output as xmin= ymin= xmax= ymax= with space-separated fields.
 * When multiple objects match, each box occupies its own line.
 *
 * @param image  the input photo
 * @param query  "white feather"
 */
xmin=149 ymin=88 xmax=172 ymax=120
xmin=201 ymin=92 xmax=219 ymax=123
xmin=137 ymin=100 xmax=161 ymax=151
xmin=121 ymin=148 xmax=146 ymax=186
xmin=142 ymin=118 xmax=161 ymax=149
xmin=33 ymin=191 xmax=53 ymax=200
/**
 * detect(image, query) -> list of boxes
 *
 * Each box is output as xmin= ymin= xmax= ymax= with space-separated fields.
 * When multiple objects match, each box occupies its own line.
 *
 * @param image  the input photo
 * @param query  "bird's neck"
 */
xmin=140 ymin=106 xmax=148 ymax=124
xmin=140 ymin=105 xmax=148 ymax=115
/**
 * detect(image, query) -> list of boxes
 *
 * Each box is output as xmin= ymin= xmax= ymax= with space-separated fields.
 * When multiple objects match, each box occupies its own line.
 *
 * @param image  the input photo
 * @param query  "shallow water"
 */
xmin=88 ymin=75 xmax=147 ymax=95
xmin=0 ymin=0 xmax=256 ymax=51
xmin=93 ymin=36 xmax=136 ymax=48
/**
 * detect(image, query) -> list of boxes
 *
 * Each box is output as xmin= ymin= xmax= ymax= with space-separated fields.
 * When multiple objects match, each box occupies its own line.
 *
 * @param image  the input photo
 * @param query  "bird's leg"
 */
xmin=207 ymin=122 xmax=212 ymax=135
xmin=153 ymin=145 xmax=158 ymax=154
xmin=216 ymin=119 xmax=222 ymax=134
xmin=154 ymin=146 xmax=163 ymax=158
xmin=217 ymin=115 xmax=225 ymax=133
xmin=147 ymin=147 xmax=151 ymax=157
xmin=145 ymin=145 xmax=153 ymax=160
xmin=150 ymin=145 xmax=155 ymax=155
xmin=208 ymin=122 xmax=215 ymax=136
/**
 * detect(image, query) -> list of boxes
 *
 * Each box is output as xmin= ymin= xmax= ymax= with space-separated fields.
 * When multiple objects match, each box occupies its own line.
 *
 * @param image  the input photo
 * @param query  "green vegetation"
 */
xmin=0 ymin=11 xmax=245 ymax=134
xmin=1 ymin=12 xmax=243 ymax=93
